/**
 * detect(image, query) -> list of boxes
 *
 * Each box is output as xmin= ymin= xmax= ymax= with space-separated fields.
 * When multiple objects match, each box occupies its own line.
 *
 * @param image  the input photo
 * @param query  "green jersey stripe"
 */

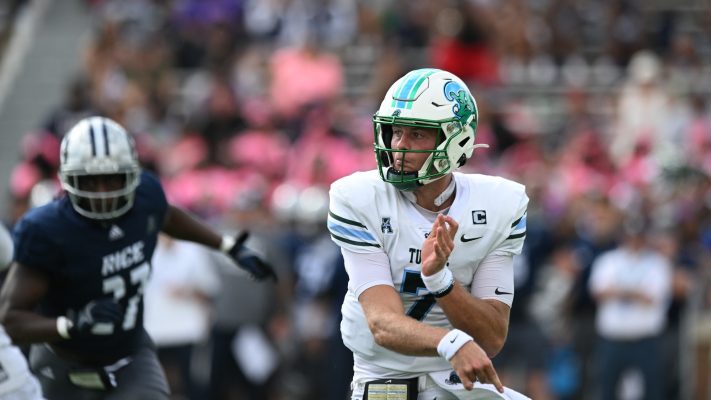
xmin=506 ymin=232 xmax=526 ymax=240
xmin=328 ymin=211 xmax=367 ymax=229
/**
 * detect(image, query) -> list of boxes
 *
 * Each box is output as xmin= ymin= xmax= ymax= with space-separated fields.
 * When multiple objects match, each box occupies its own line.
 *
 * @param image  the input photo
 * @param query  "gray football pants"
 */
xmin=29 ymin=344 xmax=169 ymax=400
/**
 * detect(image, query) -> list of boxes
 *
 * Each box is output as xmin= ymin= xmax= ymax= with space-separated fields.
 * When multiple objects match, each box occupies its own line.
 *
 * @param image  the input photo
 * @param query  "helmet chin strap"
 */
xmin=434 ymin=177 xmax=456 ymax=207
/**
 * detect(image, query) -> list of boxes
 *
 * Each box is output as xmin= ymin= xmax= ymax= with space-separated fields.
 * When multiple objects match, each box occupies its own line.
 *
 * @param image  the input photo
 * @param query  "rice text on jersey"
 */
xmin=101 ymin=241 xmax=145 ymax=276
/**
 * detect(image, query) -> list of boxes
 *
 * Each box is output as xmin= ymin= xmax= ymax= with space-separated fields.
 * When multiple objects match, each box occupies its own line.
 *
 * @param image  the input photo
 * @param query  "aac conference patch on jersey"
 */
xmin=381 ymin=217 xmax=394 ymax=234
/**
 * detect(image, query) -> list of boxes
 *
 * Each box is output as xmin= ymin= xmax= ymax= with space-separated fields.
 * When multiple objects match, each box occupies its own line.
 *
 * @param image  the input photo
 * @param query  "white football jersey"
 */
xmin=0 ymin=327 xmax=43 ymax=399
xmin=328 ymin=170 xmax=528 ymax=375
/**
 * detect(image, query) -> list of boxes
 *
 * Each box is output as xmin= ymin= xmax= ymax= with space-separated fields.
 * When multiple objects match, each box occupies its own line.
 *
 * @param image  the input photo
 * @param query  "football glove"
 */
xmin=223 ymin=232 xmax=277 ymax=282
xmin=68 ymin=298 xmax=124 ymax=338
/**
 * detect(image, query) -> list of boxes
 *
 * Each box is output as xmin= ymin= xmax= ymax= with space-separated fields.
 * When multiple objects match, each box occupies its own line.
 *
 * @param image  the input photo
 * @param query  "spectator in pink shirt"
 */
xmin=269 ymin=33 xmax=343 ymax=122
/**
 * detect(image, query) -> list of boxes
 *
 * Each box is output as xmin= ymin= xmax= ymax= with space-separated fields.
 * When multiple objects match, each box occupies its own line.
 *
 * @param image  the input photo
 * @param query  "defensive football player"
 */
xmin=328 ymin=69 xmax=529 ymax=399
xmin=0 ymin=117 xmax=276 ymax=399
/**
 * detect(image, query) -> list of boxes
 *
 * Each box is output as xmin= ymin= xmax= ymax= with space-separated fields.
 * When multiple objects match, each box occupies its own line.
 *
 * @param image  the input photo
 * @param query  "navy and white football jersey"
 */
xmin=13 ymin=171 xmax=168 ymax=361
xmin=328 ymin=170 xmax=528 ymax=374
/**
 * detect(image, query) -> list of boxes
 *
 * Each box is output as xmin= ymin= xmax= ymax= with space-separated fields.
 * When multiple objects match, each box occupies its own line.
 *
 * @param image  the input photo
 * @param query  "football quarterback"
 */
xmin=328 ymin=69 xmax=529 ymax=400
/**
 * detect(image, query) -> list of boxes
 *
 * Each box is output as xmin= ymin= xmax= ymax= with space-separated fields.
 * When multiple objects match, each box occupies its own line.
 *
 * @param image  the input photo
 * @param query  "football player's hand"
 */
xmin=226 ymin=232 xmax=277 ymax=282
xmin=449 ymin=341 xmax=504 ymax=393
xmin=69 ymin=298 xmax=124 ymax=338
xmin=421 ymin=214 xmax=459 ymax=276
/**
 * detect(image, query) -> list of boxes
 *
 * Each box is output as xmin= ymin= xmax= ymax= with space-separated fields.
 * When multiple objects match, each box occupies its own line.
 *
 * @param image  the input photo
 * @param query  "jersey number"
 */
xmin=401 ymin=270 xmax=435 ymax=321
xmin=102 ymin=262 xmax=150 ymax=330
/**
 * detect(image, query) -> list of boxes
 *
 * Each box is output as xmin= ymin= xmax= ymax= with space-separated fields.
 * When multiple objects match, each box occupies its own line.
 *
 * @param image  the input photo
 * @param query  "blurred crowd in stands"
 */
xmin=3 ymin=0 xmax=711 ymax=399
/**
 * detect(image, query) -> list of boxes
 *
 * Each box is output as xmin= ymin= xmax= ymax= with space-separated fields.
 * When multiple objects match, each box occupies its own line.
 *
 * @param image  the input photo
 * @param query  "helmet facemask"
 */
xmin=61 ymin=171 xmax=140 ymax=220
xmin=374 ymin=118 xmax=468 ymax=191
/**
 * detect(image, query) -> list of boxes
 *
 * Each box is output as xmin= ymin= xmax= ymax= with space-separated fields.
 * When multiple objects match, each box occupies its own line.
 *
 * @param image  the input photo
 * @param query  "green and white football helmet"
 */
xmin=373 ymin=68 xmax=481 ymax=191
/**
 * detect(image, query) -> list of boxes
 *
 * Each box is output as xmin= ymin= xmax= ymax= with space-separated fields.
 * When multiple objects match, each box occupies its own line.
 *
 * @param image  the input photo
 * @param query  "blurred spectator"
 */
xmin=268 ymin=31 xmax=344 ymax=124
xmin=568 ymin=195 xmax=621 ymax=400
xmin=610 ymin=50 xmax=672 ymax=167
xmin=379 ymin=0 xmax=433 ymax=48
xmin=228 ymin=99 xmax=290 ymax=184
xmin=654 ymin=226 xmax=694 ymax=400
xmin=589 ymin=216 xmax=673 ymax=400
xmin=170 ymin=0 xmax=242 ymax=69
xmin=285 ymin=102 xmax=367 ymax=187
xmin=7 ymin=132 xmax=61 ymax=224
xmin=204 ymin=206 xmax=286 ymax=400
xmin=684 ymin=95 xmax=711 ymax=174
xmin=199 ymin=73 xmax=246 ymax=164
xmin=529 ymin=242 xmax=583 ymax=400
xmin=277 ymin=0 xmax=357 ymax=49
xmin=44 ymin=76 xmax=95 ymax=138
xmin=604 ymin=0 xmax=645 ymax=67
xmin=430 ymin=1 xmax=500 ymax=85
xmin=144 ymin=235 xmax=220 ymax=400
xmin=666 ymin=31 xmax=704 ymax=93
xmin=687 ymin=250 xmax=711 ymax=400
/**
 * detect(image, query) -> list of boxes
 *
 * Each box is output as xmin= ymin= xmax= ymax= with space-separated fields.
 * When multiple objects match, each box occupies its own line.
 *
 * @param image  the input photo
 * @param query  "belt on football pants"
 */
xmin=352 ymin=374 xmax=440 ymax=400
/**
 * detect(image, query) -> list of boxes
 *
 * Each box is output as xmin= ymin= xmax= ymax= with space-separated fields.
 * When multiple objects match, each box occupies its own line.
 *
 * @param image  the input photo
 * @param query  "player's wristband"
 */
xmin=437 ymin=329 xmax=474 ymax=361
xmin=57 ymin=316 xmax=73 ymax=339
xmin=433 ymin=282 xmax=455 ymax=298
xmin=421 ymin=267 xmax=454 ymax=297
xmin=220 ymin=235 xmax=236 ymax=253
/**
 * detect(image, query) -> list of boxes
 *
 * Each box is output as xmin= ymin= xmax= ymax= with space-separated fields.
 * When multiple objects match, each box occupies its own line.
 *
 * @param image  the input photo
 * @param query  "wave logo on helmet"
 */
xmin=444 ymin=81 xmax=476 ymax=128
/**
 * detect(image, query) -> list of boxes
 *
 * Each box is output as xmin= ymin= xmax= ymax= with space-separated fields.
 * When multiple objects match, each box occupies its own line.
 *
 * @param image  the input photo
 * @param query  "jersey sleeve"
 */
xmin=491 ymin=186 xmax=528 ymax=257
xmin=470 ymin=253 xmax=515 ymax=306
xmin=341 ymin=248 xmax=394 ymax=298
xmin=12 ymin=215 xmax=62 ymax=273
xmin=327 ymin=178 xmax=383 ymax=254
